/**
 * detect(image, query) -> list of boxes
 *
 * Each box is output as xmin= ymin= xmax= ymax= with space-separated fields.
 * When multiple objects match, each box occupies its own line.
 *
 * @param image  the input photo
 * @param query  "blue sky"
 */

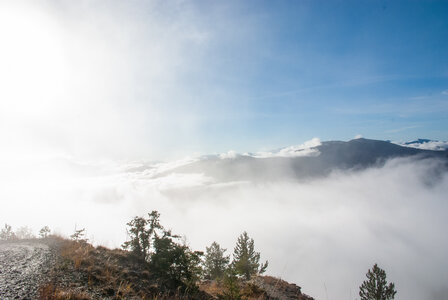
xmin=0 ymin=0 xmax=447 ymax=159
xmin=190 ymin=0 xmax=448 ymax=151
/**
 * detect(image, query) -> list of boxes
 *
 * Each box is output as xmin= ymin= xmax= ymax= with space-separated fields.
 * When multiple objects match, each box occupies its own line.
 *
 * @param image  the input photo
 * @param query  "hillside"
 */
xmin=29 ymin=237 xmax=314 ymax=300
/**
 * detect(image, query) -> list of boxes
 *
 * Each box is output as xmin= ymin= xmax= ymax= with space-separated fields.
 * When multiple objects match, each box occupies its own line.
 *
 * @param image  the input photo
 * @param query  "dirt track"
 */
xmin=0 ymin=240 xmax=55 ymax=300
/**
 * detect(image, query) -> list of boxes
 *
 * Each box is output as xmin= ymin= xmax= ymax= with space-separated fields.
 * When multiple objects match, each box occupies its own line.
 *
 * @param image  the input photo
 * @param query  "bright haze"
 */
xmin=1 ymin=1 xmax=448 ymax=300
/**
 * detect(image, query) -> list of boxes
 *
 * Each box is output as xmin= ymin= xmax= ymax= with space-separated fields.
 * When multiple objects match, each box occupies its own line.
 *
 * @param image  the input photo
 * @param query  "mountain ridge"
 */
xmin=153 ymin=138 xmax=448 ymax=182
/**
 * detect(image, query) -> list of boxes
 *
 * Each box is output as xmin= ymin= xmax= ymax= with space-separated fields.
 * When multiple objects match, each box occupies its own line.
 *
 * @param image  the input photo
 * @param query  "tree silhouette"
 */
xmin=150 ymin=230 xmax=203 ymax=291
xmin=70 ymin=227 xmax=88 ymax=243
xmin=122 ymin=211 xmax=202 ymax=292
xmin=232 ymin=231 xmax=268 ymax=280
xmin=204 ymin=241 xmax=230 ymax=280
xmin=39 ymin=226 xmax=51 ymax=238
xmin=122 ymin=211 xmax=162 ymax=261
xmin=359 ymin=263 xmax=397 ymax=300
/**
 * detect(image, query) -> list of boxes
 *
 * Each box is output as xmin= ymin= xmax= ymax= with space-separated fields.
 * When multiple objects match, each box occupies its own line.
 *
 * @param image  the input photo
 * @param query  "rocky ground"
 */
xmin=0 ymin=239 xmax=56 ymax=300
xmin=199 ymin=276 xmax=314 ymax=300
xmin=250 ymin=276 xmax=314 ymax=300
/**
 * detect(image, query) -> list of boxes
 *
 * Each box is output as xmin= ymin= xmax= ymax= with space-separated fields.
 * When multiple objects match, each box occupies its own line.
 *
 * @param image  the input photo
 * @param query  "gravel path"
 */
xmin=0 ymin=240 xmax=55 ymax=300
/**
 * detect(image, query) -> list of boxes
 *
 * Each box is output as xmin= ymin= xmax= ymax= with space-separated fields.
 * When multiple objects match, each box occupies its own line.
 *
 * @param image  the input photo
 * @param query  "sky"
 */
xmin=0 ymin=0 xmax=447 ymax=161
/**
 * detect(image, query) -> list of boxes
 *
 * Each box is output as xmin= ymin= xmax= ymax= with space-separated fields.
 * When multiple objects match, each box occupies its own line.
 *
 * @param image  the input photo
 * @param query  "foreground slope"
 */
xmin=0 ymin=238 xmax=314 ymax=299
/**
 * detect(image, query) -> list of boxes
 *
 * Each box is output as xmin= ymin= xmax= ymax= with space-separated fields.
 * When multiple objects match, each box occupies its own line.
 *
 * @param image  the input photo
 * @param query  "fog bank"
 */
xmin=1 ymin=156 xmax=447 ymax=299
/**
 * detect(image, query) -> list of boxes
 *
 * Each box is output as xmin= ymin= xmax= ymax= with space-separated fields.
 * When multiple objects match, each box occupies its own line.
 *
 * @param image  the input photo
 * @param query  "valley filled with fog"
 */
xmin=1 ymin=144 xmax=447 ymax=300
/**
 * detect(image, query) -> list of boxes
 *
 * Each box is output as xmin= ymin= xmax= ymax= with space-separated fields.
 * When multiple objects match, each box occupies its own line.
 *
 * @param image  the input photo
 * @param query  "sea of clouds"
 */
xmin=1 ymin=154 xmax=447 ymax=300
xmin=395 ymin=140 xmax=448 ymax=151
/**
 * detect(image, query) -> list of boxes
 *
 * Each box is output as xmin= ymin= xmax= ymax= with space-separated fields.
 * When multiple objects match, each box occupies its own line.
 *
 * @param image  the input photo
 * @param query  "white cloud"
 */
xmin=442 ymin=90 xmax=448 ymax=95
xmin=219 ymin=150 xmax=239 ymax=159
xmin=147 ymin=173 xmax=214 ymax=191
xmin=354 ymin=134 xmax=363 ymax=139
xmin=143 ymin=157 xmax=200 ymax=177
xmin=395 ymin=140 xmax=448 ymax=151
xmin=217 ymin=138 xmax=322 ymax=159
xmin=386 ymin=125 xmax=420 ymax=133
xmin=1 ymin=153 xmax=447 ymax=300
xmin=251 ymin=138 xmax=321 ymax=158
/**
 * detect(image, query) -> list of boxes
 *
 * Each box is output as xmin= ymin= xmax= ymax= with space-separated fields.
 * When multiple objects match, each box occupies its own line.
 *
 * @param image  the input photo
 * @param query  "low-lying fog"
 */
xmin=1 ymin=155 xmax=447 ymax=300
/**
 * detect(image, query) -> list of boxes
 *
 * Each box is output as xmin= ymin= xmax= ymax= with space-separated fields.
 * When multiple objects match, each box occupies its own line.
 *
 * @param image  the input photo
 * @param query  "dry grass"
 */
xmin=39 ymin=282 xmax=92 ymax=300
xmin=40 ymin=238 xmax=311 ymax=300
xmin=43 ymin=238 xmax=209 ymax=299
xmin=198 ymin=279 xmax=268 ymax=300
xmin=198 ymin=280 xmax=224 ymax=298
xmin=60 ymin=241 xmax=94 ymax=270
xmin=57 ymin=240 xmax=137 ymax=298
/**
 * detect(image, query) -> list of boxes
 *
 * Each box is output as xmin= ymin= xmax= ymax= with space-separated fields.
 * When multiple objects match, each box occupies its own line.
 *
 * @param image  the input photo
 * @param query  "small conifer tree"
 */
xmin=232 ymin=231 xmax=268 ymax=280
xmin=204 ymin=241 xmax=230 ymax=280
xmin=39 ymin=226 xmax=51 ymax=238
xmin=359 ymin=263 xmax=397 ymax=300
xmin=70 ymin=227 xmax=88 ymax=243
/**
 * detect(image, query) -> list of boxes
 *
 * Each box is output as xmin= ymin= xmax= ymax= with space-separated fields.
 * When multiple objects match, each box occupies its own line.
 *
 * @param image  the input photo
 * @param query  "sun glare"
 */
xmin=0 ymin=3 xmax=69 ymax=117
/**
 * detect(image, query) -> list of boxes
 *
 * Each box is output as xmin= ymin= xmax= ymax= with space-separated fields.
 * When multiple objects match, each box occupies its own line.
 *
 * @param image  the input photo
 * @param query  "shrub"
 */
xmin=150 ymin=230 xmax=203 ymax=292
xmin=0 ymin=223 xmax=16 ymax=240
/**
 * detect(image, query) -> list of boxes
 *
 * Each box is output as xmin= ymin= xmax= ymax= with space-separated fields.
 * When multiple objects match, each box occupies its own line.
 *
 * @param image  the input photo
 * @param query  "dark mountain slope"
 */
xmin=316 ymin=138 xmax=438 ymax=168
xmin=158 ymin=139 xmax=448 ymax=182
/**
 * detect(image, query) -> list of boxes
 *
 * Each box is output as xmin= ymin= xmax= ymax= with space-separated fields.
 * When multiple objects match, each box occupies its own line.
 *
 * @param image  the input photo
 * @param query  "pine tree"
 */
xmin=122 ymin=216 xmax=150 ymax=260
xmin=70 ymin=227 xmax=88 ymax=243
xmin=122 ymin=211 xmax=163 ymax=261
xmin=232 ymin=231 xmax=268 ymax=280
xmin=359 ymin=263 xmax=397 ymax=300
xmin=39 ymin=226 xmax=51 ymax=238
xmin=204 ymin=241 xmax=230 ymax=280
